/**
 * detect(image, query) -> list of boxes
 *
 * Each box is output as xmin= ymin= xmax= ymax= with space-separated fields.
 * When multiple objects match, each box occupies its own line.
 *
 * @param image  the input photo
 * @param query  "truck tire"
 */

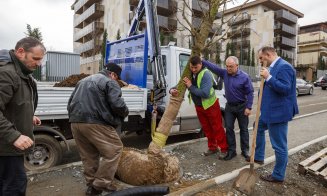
xmin=24 ymin=134 xmax=63 ymax=171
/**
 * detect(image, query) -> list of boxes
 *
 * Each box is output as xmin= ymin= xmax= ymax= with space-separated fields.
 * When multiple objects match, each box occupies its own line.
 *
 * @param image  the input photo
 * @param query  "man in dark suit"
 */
xmin=250 ymin=46 xmax=299 ymax=183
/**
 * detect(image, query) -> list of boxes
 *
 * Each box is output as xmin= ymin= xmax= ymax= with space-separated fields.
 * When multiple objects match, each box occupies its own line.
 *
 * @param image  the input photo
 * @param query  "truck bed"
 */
xmin=35 ymin=86 xmax=147 ymax=120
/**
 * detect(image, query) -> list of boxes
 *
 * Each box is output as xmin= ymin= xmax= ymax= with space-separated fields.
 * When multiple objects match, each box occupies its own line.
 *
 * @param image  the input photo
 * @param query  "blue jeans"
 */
xmin=224 ymin=103 xmax=249 ymax=154
xmin=255 ymin=119 xmax=288 ymax=181
xmin=0 ymin=156 xmax=27 ymax=196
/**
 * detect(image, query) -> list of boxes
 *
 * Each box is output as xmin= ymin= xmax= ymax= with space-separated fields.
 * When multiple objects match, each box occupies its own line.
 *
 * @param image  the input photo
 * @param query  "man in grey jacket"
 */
xmin=67 ymin=63 xmax=129 ymax=196
xmin=0 ymin=37 xmax=45 ymax=195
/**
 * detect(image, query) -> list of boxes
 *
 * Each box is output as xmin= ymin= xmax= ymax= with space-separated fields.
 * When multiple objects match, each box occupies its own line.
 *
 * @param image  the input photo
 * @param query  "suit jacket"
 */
xmin=260 ymin=58 xmax=299 ymax=124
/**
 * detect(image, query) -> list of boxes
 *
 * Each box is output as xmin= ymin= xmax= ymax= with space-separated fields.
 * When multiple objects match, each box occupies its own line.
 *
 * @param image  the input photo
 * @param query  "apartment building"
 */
xmin=297 ymin=22 xmax=327 ymax=81
xmin=219 ymin=0 xmax=303 ymax=66
xmin=72 ymin=0 xmax=210 ymax=74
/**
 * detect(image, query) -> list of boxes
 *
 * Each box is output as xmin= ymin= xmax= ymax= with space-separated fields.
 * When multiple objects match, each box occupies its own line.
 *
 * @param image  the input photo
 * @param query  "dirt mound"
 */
xmin=116 ymin=148 xmax=181 ymax=186
xmin=53 ymin=73 xmax=90 ymax=87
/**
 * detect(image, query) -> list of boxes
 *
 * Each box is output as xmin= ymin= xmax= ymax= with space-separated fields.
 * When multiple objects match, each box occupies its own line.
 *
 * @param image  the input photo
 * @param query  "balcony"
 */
xmin=298 ymin=38 xmax=327 ymax=47
xmin=74 ymin=3 xmax=104 ymax=28
xmin=130 ymin=0 xmax=139 ymax=6
xmin=74 ymin=0 xmax=101 ymax=14
xmin=275 ymin=10 xmax=298 ymax=25
xmin=227 ymin=28 xmax=251 ymax=38
xmin=75 ymin=38 xmax=102 ymax=55
xmin=274 ymin=22 xmax=296 ymax=37
xmin=298 ymin=47 xmax=327 ymax=54
xmin=74 ymin=21 xmax=104 ymax=43
xmin=157 ymin=0 xmax=177 ymax=16
xmin=228 ymin=14 xmax=251 ymax=26
xmin=277 ymin=49 xmax=294 ymax=59
xmin=192 ymin=17 xmax=201 ymax=28
xmin=274 ymin=36 xmax=296 ymax=48
xmin=157 ymin=15 xmax=177 ymax=30
xmin=140 ymin=15 xmax=177 ymax=32
xmin=192 ymin=0 xmax=209 ymax=16
xmin=129 ymin=0 xmax=176 ymax=16
xmin=233 ymin=39 xmax=250 ymax=49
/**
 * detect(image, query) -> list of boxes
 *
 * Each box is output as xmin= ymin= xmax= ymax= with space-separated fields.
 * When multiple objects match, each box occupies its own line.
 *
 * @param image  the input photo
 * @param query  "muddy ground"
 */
xmin=173 ymin=139 xmax=327 ymax=196
xmin=27 ymin=138 xmax=327 ymax=196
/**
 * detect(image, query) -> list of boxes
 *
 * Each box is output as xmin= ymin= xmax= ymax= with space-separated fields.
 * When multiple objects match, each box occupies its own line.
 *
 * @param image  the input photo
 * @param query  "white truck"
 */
xmin=26 ymin=45 xmax=226 ymax=170
xmin=25 ymin=0 xmax=226 ymax=170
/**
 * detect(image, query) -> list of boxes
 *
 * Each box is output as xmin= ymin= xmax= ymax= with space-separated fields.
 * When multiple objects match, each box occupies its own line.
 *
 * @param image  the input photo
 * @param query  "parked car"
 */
xmin=313 ymin=76 xmax=323 ymax=87
xmin=321 ymin=74 xmax=327 ymax=90
xmin=296 ymin=79 xmax=314 ymax=96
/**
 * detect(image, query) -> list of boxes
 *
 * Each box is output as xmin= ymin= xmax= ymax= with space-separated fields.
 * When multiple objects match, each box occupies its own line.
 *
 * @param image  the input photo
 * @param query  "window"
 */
xmin=179 ymin=54 xmax=190 ymax=76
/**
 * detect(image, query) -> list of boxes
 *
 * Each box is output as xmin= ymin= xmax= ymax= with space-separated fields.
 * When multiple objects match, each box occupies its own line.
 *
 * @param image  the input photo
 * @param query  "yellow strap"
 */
xmin=152 ymin=131 xmax=168 ymax=147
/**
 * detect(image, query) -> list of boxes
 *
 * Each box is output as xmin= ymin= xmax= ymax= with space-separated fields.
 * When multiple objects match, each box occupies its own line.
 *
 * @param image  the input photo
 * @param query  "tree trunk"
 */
xmin=116 ymin=0 xmax=222 ymax=186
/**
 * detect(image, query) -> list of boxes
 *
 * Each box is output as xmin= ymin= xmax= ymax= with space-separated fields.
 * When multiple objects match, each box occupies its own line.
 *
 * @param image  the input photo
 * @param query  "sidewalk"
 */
xmin=26 ymin=112 xmax=327 ymax=195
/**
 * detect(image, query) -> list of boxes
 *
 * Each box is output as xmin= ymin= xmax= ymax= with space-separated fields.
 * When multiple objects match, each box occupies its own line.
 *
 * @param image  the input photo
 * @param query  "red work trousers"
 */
xmin=195 ymin=100 xmax=228 ymax=153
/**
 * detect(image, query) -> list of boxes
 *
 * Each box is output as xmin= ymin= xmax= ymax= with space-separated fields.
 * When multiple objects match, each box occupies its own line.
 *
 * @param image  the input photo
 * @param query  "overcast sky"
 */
xmin=0 ymin=0 xmax=326 ymax=53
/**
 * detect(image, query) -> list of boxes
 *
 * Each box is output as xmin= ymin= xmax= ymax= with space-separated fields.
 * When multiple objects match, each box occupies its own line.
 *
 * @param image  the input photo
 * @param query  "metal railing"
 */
xmin=192 ymin=0 xmax=209 ymax=12
xmin=275 ymin=10 xmax=298 ymax=24
xmin=74 ymin=21 xmax=104 ymax=42
xmin=274 ymin=36 xmax=296 ymax=48
xmin=228 ymin=14 xmax=251 ymax=26
xmin=75 ymin=38 xmax=102 ymax=54
xmin=274 ymin=22 xmax=296 ymax=35
xmin=74 ymin=3 xmax=104 ymax=28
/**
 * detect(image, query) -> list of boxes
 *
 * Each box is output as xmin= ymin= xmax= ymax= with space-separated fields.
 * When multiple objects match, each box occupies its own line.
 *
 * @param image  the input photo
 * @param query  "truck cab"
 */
xmin=120 ymin=44 xmax=226 ymax=136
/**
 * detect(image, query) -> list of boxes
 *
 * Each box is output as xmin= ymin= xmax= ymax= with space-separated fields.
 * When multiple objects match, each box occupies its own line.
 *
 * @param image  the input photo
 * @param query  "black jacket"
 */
xmin=0 ymin=50 xmax=38 ymax=156
xmin=67 ymin=70 xmax=129 ymax=128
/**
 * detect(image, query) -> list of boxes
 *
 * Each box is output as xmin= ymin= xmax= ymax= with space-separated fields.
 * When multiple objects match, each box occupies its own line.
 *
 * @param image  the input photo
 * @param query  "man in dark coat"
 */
xmin=0 ymin=37 xmax=45 ymax=195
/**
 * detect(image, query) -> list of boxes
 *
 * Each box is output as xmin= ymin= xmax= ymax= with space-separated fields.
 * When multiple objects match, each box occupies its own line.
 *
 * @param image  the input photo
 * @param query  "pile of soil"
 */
xmin=53 ymin=73 xmax=90 ymax=87
xmin=116 ymin=148 xmax=180 ymax=185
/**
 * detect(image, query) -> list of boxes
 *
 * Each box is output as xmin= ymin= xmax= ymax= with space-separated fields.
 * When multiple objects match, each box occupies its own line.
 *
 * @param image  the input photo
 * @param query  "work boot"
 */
xmin=241 ymin=151 xmax=250 ymax=159
xmin=217 ymin=151 xmax=228 ymax=159
xmin=85 ymin=186 xmax=103 ymax=196
xmin=223 ymin=151 xmax=237 ymax=161
xmin=245 ymin=157 xmax=264 ymax=165
xmin=203 ymin=149 xmax=218 ymax=156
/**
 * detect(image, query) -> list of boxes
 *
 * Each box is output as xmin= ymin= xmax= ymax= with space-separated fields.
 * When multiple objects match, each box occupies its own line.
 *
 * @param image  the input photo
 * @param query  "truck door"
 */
xmin=177 ymin=53 xmax=202 ymax=134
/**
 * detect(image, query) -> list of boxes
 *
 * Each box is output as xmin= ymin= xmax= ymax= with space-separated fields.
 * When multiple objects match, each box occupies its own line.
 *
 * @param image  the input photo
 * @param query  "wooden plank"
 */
xmin=298 ymin=148 xmax=327 ymax=167
xmin=319 ymin=167 xmax=327 ymax=177
xmin=308 ymin=157 xmax=327 ymax=174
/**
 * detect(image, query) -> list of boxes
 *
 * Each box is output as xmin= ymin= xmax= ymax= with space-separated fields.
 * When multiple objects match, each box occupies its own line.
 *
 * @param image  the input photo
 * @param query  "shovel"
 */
xmin=233 ymin=62 xmax=266 ymax=195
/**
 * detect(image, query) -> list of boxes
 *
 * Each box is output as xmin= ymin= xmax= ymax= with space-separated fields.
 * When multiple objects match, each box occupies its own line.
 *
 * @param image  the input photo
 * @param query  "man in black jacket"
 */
xmin=0 ymin=37 xmax=45 ymax=195
xmin=67 ymin=63 xmax=129 ymax=195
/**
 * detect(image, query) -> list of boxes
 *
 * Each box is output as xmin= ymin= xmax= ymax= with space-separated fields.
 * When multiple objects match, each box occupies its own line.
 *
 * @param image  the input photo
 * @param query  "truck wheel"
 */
xmin=24 ymin=134 xmax=63 ymax=171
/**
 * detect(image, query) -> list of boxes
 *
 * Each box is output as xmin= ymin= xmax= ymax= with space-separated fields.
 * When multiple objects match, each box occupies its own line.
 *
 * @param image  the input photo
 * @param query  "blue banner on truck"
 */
xmin=105 ymin=33 xmax=149 ymax=88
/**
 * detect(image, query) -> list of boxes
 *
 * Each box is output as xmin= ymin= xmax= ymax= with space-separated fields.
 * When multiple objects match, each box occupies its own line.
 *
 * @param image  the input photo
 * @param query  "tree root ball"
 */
xmin=116 ymin=148 xmax=181 ymax=186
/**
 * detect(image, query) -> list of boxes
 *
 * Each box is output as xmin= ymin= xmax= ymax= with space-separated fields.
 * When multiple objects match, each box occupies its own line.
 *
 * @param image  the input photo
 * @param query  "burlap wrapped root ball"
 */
xmin=116 ymin=148 xmax=180 ymax=186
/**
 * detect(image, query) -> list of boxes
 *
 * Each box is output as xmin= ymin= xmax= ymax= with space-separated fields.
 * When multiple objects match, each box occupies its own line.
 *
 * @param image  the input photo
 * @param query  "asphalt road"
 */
xmin=60 ymin=87 xmax=327 ymax=166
